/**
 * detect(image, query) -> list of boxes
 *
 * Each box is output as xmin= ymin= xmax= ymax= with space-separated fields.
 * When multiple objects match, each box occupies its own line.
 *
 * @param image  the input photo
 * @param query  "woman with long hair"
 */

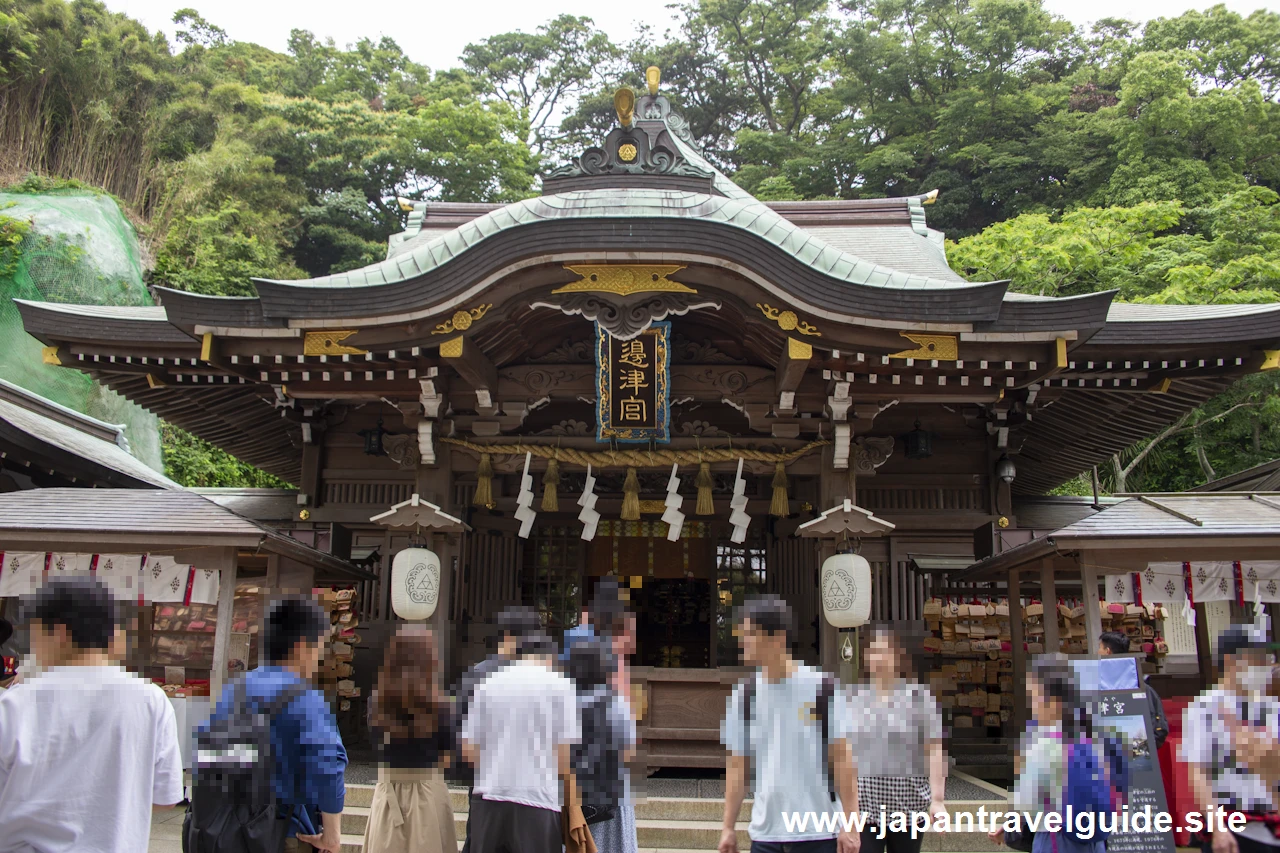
xmin=994 ymin=654 xmax=1108 ymax=853
xmin=843 ymin=622 xmax=947 ymax=853
xmin=363 ymin=624 xmax=456 ymax=853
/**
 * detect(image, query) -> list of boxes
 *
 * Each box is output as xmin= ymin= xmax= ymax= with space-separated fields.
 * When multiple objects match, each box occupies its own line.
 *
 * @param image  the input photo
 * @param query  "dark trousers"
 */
xmin=467 ymin=796 xmax=562 ymax=853
xmin=751 ymin=840 xmax=838 ymax=852
xmin=860 ymin=827 xmax=924 ymax=853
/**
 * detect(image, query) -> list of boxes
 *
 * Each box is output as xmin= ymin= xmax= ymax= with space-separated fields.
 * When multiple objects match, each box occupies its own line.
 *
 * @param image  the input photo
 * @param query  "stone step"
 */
xmin=343 ymin=784 xmax=753 ymax=822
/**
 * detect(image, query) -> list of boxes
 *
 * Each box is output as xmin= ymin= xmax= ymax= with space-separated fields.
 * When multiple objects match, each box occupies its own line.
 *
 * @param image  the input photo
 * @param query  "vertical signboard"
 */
xmin=596 ymin=320 xmax=670 ymax=443
xmin=1070 ymin=657 xmax=1176 ymax=853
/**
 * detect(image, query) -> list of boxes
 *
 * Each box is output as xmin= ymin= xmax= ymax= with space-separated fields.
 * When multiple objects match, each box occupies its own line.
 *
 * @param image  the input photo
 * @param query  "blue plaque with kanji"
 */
xmin=595 ymin=321 xmax=670 ymax=443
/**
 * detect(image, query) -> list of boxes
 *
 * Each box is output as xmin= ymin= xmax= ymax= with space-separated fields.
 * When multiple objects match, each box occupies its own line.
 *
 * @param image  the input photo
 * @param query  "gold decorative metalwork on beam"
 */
xmin=556 ymin=265 xmax=695 ymax=296
xmin=439 ymin=337 xmax=464 ymax=358
xmin=41 ymin=346 xmax=60 ymax=365
xmin=756 ymin=303 xmax=822 ymax=337
xmin=303 ymin=330 xmax=366 ymax=356
xmin=431 ymin=304 xmax=492 ymax=335
xmin=888 ymin=332 xmax=958 ymax=360
xmin=1262 ymin=350 xmax=1280 ymax=370
xmin=646 ymin=66 xmax=661 ymax=96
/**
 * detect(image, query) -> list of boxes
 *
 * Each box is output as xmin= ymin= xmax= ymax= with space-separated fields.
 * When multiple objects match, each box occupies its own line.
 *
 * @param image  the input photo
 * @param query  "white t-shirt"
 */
xmin=722 ymin=664 xmax=848 ymax=842
xmin=461 ymin=658 xmax=580 ymax=812
xmin=0 ymin=665 xmax=184 ymax=853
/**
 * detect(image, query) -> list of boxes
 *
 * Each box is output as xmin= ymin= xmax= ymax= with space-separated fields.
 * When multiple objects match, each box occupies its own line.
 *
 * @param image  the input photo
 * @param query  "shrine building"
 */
xmin=17 ymin=71 xmax=1280 ymax=773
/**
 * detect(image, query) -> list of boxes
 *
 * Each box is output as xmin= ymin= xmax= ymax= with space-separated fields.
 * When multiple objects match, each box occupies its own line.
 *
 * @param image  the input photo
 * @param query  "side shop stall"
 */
xmin=0 ymin=488 xmax=375 ymax=758
xmin=947 ymin=493 xmax=1280 ymax=816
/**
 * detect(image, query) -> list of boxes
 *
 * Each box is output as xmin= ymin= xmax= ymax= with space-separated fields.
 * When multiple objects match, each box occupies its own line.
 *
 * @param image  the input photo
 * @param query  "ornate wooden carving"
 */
xmin=530 ymin=292 xmax=720 ymax=340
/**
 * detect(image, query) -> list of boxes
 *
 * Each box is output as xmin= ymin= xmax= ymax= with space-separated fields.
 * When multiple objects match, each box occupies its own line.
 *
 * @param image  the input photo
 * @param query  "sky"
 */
xmin=105 ymin=0 xmax=1280 ymax=70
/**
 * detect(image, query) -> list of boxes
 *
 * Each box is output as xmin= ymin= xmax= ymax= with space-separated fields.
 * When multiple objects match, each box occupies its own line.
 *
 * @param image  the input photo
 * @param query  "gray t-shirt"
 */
xmin=841 ymin=681 xmax=942 ymax=778
xmin=722 ymin=664 xmax=847 ymax=842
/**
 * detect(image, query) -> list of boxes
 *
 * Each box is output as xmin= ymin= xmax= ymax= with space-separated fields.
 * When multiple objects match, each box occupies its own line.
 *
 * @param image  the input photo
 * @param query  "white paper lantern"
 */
xmin=821 ymin=552 xmax=872 ymax=628
xmin=391 ymin=547 xmax=440 ymax=621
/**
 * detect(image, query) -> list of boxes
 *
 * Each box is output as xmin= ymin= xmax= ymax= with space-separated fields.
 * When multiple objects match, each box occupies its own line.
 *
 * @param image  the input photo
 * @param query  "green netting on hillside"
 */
xmin=0 ymin=190 xmax=163 ymax=471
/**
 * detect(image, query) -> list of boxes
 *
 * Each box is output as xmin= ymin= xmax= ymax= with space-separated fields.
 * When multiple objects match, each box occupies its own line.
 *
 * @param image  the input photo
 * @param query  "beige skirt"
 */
xmin=361 ymin=766 xmax=456 ymax=853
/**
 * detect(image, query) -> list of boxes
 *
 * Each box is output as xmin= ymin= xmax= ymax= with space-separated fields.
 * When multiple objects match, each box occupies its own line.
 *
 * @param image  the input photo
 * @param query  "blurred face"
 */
xmin=867 ymin=632 xmax=899 ymax=679
xmin=291 ymin=638 xmax=325 ymax=680
xmin=1229 ymin=650 xmax=1278 ymax=695
xmin=611 ymin=614 xmax=637 ymax=657
xmin=1028 ymin=676 xmax=1063 ymax=725
xmin=739 ymin=619 xmax=787 ymax=667
xmin=29 ymin=620 xmax=68 ymax=667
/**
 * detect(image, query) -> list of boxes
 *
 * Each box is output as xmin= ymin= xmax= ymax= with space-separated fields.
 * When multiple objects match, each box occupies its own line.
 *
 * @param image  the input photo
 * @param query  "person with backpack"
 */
xmin=994 ymin=654 xmax=1123 ymax=853
xmin=460 ymin=631 xmax=580 ymax=853
xmin=843 ymin=623 xmax=946 ymax=853
xmin=0 ymin=578 xmax=184 ymax=853
xmin=1097 ymin=632 xmax=1168 ymax=750
xmin=720 ymin=595 xmax=859 ymax=853
xmin=363 ymin=624 xmax=455 ymax=853
xmin=566 ymin=632 xmax=636 ymax=853
xmin=1182 ymin=625 xmax=1279 ymax=853
xmin=190 ymin=596 xmax=347 ymax=853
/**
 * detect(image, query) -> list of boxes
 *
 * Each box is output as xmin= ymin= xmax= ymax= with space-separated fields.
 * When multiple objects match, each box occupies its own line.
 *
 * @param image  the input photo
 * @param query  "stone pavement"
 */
xmin=148 ymin=806 xmax=185 ymax=853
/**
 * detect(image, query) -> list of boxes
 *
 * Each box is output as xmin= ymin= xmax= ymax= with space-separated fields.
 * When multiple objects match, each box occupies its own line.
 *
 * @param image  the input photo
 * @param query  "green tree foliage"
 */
xmin=160 ymin=423 xmax=290 ymax=488
xmin=5 ymin=0 xmax=1280 ymax=492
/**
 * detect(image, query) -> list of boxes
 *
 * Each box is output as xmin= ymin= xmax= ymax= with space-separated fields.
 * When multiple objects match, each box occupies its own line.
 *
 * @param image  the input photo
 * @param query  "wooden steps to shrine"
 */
xmin=337 ymin=785 xmax=1006 ymax=852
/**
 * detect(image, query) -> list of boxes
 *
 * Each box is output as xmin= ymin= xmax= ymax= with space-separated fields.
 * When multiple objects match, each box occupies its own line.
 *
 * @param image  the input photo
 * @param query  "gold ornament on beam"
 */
xmin=756 ymin=303 xmax=821 ymax=337
xmin=888 ymin=332 xmax=958 ymax=360
xmin=556 ymin=264 xmax=696 ymax=296
xmin=304 ymin=330 xmax=366 ymax=356
xmin=432 ymin=304 xmax=492 ymax=335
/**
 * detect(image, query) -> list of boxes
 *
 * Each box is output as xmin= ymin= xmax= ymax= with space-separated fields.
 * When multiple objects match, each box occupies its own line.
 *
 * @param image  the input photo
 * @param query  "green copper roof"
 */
xmin=260 ymin=186 xmax=983 ymax=293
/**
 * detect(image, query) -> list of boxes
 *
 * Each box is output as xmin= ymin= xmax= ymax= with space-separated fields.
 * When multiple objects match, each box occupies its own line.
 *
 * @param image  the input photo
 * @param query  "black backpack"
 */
xmin=184 ymin=678 xmax=308 ymax=853
xmin=742 ymin=672 xmax=837 ymax=802
xmin=572 ymin=685 xmax=625 ymax=825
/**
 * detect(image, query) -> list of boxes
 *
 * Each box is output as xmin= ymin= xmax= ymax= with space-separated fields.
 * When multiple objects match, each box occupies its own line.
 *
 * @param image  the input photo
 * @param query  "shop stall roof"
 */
xmin=0 ymin=378 xmax=178 ymax=490
xmin=955 ymin=493 xmax=1280 ymax=582
xmin=0 ymin=488 xmax=374 ymax=582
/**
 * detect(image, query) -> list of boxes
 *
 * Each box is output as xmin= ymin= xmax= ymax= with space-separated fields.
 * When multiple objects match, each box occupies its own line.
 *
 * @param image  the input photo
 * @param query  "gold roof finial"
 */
xmin=646 ymin=66 xmax=661 ymax=96
xmin=614 ymin=87 xmax=635 ymax=128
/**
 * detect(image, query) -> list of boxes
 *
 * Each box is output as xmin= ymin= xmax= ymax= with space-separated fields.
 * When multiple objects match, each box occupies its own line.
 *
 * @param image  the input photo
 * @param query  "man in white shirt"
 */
xmin=0 ymin=577 xmax=184 ymax=853
xmin=720 ymin=595 xmax=859 ymax=853
xmin=461 ymin=631 xmax=581 ymax=853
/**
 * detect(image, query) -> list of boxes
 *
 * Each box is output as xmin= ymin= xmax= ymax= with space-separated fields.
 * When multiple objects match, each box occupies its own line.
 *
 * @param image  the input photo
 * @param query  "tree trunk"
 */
xmin=1112 ymin=453 xmax=1126 ymax=494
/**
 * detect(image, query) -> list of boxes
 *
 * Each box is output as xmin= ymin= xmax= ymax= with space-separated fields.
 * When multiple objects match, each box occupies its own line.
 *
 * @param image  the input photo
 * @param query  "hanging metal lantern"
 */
xmin=359 ymin=417 xmax=389 ymax=456
xmin=821 ymin=550 xmax=872 ymax=628
xmin=996 ymin=454 xmax=1017 ymax=484
xmin=904 ymin=420 xmax=933 ymax=459
xmin=390 ymin=547 xmax=440 ymax=620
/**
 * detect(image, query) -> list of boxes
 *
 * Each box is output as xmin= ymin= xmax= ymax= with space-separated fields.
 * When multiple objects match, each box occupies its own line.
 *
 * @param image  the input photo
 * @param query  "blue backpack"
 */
xmin=1063 ymin=735 xmax=1128 ymax=842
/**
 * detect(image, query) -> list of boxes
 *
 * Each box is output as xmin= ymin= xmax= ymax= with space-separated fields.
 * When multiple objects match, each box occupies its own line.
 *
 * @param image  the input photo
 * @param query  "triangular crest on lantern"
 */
xmin=370 ymin=493 xmax=471 ymax=532
xmin=797 ymin=499 xmax=895 ymax=538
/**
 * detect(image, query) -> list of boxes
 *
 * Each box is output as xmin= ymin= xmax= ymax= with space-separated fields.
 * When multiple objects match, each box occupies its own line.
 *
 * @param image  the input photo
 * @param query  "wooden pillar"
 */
xmin=1194 ymin=603 xmax=1215 ymax=687
xmin=209 ymin=547 xmax=239 ymax=697
xmin=1079 ymin=553 xmax=1104 ymax=658
xmin=1008 ymin=569 xmax=1027 ymax=732
xmin=300 ymin=442 xmax=322 ymax=507
xmin=819 ymin=541 xmax=838 ymax=673
xmin=1040 ymin=557 xmax=1059 ymax=653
